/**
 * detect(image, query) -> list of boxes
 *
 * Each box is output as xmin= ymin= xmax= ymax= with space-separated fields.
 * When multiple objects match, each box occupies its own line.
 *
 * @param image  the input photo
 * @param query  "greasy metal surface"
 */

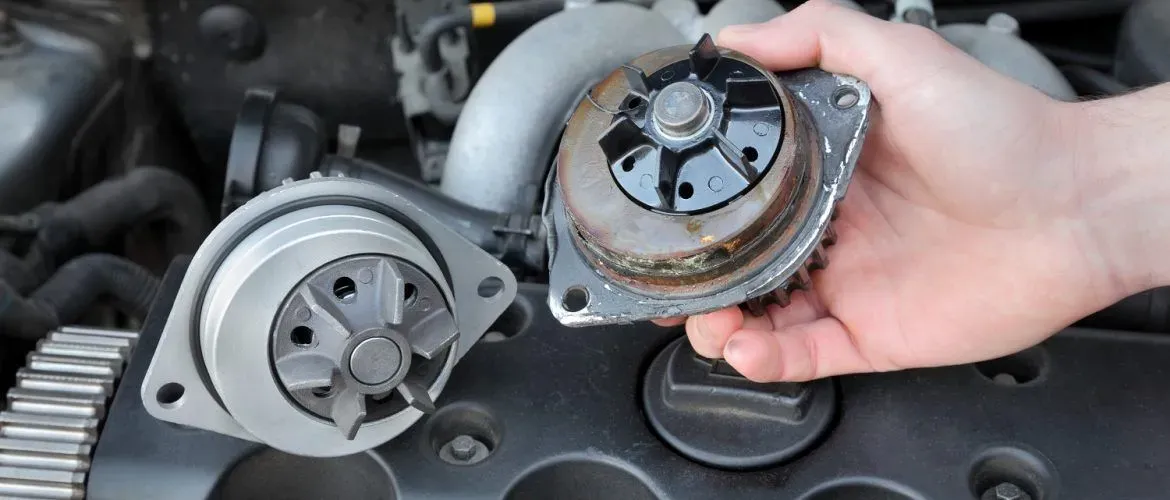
xmin=547 ymin=67 xmax=870 ymax=325
xmin=558 ymin=45 xmax=803 ymax=287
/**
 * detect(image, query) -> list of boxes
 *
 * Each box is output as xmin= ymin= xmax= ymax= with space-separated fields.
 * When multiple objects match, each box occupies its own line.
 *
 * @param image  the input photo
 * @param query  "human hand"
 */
xmin=657 ymin=0 xmax=1141 ymax=382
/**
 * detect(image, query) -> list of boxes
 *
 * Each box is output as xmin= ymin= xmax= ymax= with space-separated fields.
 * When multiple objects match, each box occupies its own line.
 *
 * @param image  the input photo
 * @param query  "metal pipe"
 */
xmin=439 ymin=3 xmax=687 ymax=213
xmin=324 ymin=155 xmax=546 ymax=272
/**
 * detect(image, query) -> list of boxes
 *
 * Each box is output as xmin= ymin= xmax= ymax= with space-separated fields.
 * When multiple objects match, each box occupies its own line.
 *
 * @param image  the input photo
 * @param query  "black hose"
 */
xmin=23 ymin=167 xmax=209 ymax=280
xmin=323 ymin=155 xmax=545 ymax=272
xmin=418 ymin=0 xmax=565 ymax=72
xmin=1062 ymin=65 xmax=1130 ymax=96
xmin=0 ymin=250 xmax=36 ymax=294
xmin=1079 ymin=288 xmax=1170 ymax=333
xmin=0 ymin=254 xmax=160 ymax=340
xmin=934 ymin=0 xmax=1133 ymax=23
xmin=1034 ymin=44 xmax=1114 ymax=72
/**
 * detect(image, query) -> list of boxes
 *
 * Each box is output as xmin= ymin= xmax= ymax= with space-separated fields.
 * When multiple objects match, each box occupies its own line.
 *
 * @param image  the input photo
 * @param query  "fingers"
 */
xmin=685 ymin=307 xmax=744 ymax=358
xmin=765 ymin=290 xmax=824 ymax=330
xmin=723 ymin=317 xmax=874 ymax=382
xmin=652 ymin=317 xmax=686 ymax=327
xmin=716 ymin=0 xmax=944 ymax=94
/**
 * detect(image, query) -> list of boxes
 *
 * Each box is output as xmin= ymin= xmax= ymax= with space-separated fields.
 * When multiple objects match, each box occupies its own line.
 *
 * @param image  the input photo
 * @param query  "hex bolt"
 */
xmin=449 ymin=435 xmax=477 ymax=461
xmin=981 ymin=482 xmax=1031 ymax=500
xmin=653 ymin=81 xmax=711 ymax=138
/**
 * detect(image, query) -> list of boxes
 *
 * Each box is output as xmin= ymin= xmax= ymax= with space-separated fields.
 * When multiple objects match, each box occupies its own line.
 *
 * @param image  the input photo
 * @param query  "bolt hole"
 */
xmin=404 ymin=283 xmax=418 ymax=306
xmin=678 ymin=182 xmax=694 ymax=199
xmin=478 ymin=276 xmax=505 ymax=299
xmin=625 ymin=96 xmax=644 ymax=109
xmin=742 ymin=146 xmax=758 ymax=162
xmin=968 ymin=446 xmax=1056 ymax=500
xmin=621 ymin=156 xmax=636 ymax=172
xmin=427 ymin=403 xmax=502 ymax=466
xmin=312 ymin=385 xmax=335 ymax=398
xmin=832 ymin=86 xmax=860 ymax=109
xmin=562 ymin=287 xmax=589 ymax=312
xmin=974 ymin=346 xmax=1047 ymax=386
xmin=156 ymin=383 xmax=185 ymax=408
xmin=333 ymin=277 xmax=357 ymax=302
xmin=290 ymin=326 xmax=315 ymax=347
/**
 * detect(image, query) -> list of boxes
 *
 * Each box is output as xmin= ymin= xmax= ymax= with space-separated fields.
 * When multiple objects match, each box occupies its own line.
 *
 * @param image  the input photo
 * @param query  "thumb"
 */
xmin=722 ymin=317 xmax=875 ymax=382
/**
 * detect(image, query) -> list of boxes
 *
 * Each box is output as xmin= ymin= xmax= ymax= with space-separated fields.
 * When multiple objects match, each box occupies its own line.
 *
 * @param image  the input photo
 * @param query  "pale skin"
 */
xmin=655 ymin=0 xmax=1170 ymax=383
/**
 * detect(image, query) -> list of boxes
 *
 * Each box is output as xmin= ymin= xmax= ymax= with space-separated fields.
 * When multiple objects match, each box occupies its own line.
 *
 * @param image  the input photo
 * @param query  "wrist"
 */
xmin=1063 ymin=85 xmax=1170 ymax=299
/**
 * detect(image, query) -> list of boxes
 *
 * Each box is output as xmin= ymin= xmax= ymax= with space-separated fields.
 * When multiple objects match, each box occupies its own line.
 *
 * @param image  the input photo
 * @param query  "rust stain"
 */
xmin=686 ymin=219 xmax=703 ymax=233
xmin=700 ymin=235 xmax=714 ymax=244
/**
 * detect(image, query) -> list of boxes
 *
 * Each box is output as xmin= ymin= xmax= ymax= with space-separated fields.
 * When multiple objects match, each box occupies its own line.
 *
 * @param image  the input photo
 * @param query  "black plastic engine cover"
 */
xmin=91 ymin=260 xmax=1170 ymax=499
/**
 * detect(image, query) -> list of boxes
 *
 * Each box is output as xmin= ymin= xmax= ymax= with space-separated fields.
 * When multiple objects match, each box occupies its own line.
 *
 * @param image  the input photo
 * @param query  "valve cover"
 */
xmin=545 ymin=35 xmax=871 ymax=326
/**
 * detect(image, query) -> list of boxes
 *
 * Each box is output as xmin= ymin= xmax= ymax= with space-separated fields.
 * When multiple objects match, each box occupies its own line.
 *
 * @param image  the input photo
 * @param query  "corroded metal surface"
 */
xmin=546 ymin=42 xmax=872 ymax=325
xmin=558 ymin=45 xmax=813 ymax=295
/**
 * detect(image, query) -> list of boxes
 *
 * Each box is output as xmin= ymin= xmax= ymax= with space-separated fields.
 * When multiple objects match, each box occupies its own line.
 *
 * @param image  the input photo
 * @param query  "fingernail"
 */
xmin=724 ymin=337 xmax=744 ymax=360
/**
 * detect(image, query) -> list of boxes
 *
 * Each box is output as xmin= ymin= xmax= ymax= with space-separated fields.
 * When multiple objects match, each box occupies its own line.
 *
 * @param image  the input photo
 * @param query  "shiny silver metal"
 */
xmin=0 ymin=425 xmax=95 ymax=445
xmin=142 ymin=176 xmax=517 ymax=457
xmin=0 ymin=477 xmax=84 ymax=499
xmin=15 ymin=371 xmax=111 ymax=397
xmin=25 ymin=355 xmax=118 ymax=378
xmin=0 ymin=326 xmax=136 ymax=498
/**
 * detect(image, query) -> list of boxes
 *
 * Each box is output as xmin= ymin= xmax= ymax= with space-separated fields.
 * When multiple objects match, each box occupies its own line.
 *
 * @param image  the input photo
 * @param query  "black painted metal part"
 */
xmin=91 ymin=260 xmax=1170 ymax=500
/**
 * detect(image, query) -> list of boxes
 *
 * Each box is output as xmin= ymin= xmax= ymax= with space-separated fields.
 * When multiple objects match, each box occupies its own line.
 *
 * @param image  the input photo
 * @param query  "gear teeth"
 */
xmin=772 ymin=288 xmax=791 ymax=308
xmin=742 ymin=296 xmax=770 ymax=317
xmin=821 ymin=225 xmax=838 ymax=246
xmin=808 ymin=246 xmax=829 ymax=271
xmin=788 ymin=267 xmax=812 ymax=292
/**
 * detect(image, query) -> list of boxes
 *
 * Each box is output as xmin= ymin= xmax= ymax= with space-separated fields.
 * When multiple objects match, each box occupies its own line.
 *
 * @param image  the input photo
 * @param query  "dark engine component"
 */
xmin=19 ymin=167 xmax=209 ymax=282
xmin=139 ymin=175 xmax=516 ymax=457
xmin=642 ymin=337 xmax=836 ymax=470
xmin=89 ymin=266 xmax=1170 ymax=500
xmin=546 ymin=35 xmax=870 ymax=325
xmin=1115 ymin=0 xmax=1170 ymax=87
xmin=0 ymin=6 xmax=121 ymax=213
xmin=148 ymin=0 xmax=413 ymax=170
xmin=0 ymin=253 xmax=159 ymax=341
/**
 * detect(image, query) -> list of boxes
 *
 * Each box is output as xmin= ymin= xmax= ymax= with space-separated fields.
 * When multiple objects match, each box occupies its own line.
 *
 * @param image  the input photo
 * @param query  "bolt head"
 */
xmin=653 ymin=81 xmax=711 ymax=138
xmin=994 ymin=483 xmax=1025 ymax=500
xmin=348 ymin=337 xmax=403 ymax=385
xmin=449 ymin=435 xmax=477 ymax=460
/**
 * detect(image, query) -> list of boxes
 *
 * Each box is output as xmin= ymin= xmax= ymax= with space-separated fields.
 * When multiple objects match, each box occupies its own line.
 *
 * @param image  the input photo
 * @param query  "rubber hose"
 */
xmin=0 ymin=250 xmax=36 ymax=294
xmin=1062 ymin=65 xmax=1130 ymax=96
xmin=23 ymin=167 xmax=209 ymax=280
xmin=935 ymin=0 xmax=1133 ymax=23
xmin=0 ymin=254 xmax=160 ymax=340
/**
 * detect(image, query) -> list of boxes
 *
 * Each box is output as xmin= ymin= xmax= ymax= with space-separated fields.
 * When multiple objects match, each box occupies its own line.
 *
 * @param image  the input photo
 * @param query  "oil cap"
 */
xmin=642 ymin=337 xmax=837 ymax=470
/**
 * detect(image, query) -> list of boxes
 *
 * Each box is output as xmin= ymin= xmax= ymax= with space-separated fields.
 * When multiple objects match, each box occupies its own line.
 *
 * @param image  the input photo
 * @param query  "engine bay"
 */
xmin=1 ymin=0 xmax=1169 ymax=498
